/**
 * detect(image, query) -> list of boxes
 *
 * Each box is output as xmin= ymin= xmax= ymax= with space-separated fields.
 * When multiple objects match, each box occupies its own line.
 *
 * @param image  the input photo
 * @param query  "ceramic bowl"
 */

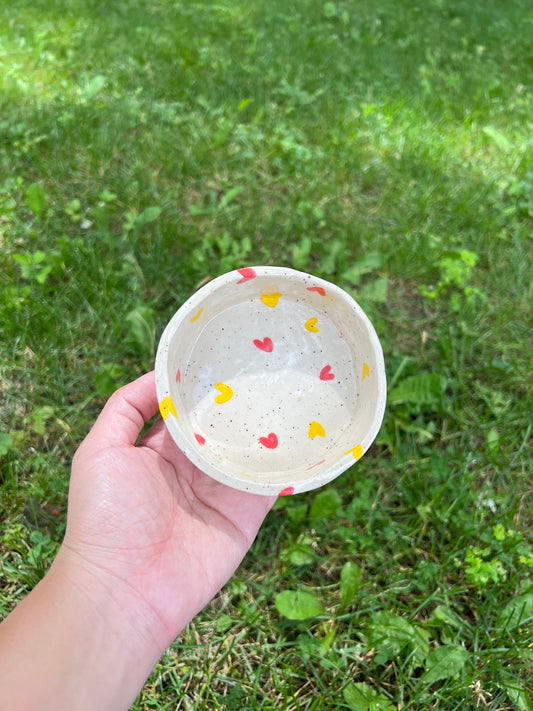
xmin=155 ymin=266 xmax=386 ymax=496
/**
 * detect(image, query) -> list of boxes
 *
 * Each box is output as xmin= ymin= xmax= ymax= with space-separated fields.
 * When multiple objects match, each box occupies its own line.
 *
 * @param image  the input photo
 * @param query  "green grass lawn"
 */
xmin=1 ymin=0 xmax=532 ymax=708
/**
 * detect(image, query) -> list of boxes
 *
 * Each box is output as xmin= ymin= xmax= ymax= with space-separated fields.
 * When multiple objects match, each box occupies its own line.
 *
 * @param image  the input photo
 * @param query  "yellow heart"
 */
xmin=345 ymin=444 xmax=363 ymax=461
xmin=261 ymin=292 xmax=282 ymax=308
xmin=305 ymin=317 xmax=319 ymax=333
xmin=190 ymin=307 xmax=203 ymax=323
xmin=159 ymin=395 xmax=177 ymax=420
xmin=308 ymin=421 xmax=325 ymax=439
xmin=214 ymin=382 xmax=233 ymax=404
xmin=362 ymin=362 xmax=370 ymax=380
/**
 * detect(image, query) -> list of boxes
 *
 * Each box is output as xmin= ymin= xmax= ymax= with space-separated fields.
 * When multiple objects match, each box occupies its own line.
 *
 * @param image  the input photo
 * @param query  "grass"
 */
xmin=1 ymin=0 xmax=532 ymax=708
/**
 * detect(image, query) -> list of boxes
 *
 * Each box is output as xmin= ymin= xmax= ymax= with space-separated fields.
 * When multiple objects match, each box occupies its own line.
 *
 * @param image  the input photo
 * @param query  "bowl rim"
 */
xmin=155 ymin=266 xmax=386 ymax=496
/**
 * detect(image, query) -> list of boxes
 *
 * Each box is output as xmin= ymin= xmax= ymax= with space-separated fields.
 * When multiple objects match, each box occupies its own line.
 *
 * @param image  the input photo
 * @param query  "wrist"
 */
xmin=0 ymin=547 xmax=168 ymax=711
xmin=54 ymin=550 xmax=164 ymax=708
xmin=52 ymin=543 xmax=170 ymax=658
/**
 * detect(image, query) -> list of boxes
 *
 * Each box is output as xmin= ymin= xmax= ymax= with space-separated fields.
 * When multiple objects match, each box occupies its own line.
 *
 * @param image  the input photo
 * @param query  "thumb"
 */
xmin=83 ymin=371 xmax=159 ymax=449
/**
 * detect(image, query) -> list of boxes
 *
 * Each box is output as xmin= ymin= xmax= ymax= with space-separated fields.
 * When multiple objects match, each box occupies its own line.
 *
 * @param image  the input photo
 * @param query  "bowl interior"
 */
xmin=155 ymin=268 xmax=385 ymax=494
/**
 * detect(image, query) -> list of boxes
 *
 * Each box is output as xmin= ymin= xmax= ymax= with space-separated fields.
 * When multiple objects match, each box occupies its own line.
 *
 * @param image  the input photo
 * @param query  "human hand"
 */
xmin=0 ymin=372 xmax=275 ymax=710
xmin=61 ymin=371 xmax=275 ymax=650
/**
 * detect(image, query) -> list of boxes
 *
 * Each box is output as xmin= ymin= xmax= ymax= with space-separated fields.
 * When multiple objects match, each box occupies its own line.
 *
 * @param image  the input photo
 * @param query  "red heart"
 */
xmin=307 ymin=286 xmax=326 ymax=296
xmin=236 ymin=267 xmax=257 ymax=284
xmin=253 ymin=337 xmax=273 ymax=353
xmin=278 ymin=486 xmax=294 ymax=496
xmin=320 ymin=365 xmax=335 ymax=381
xmin=260 ymin=432 xmax=278 ymax=449
xmin=194 ymin=433 xmax=206 ymax=445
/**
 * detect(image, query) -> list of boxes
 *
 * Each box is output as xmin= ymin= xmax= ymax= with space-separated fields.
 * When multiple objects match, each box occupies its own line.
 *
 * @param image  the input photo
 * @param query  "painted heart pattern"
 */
xmin=320 ymin=365 xmax=335 ymax=381
xmin=278 ymin=486 xmax=294 ymax=496
xmin=308 ymin=421 xmax=325 ymax=439
xmin=307 ymin=286 xmax=326 ymax=296
xmin=190 ymin=307 xmax=203 ymax=323
xmin=261 ymin=292 xmax=282 ymax=308
xmin=214 ymin=382 xmax=233 ymax=404
xmin=305 ymin=317 xmax=319 ymax=332
xmin=159 ymin=395 xmax=177 ymax=420
xmin=178 ymin=274 xmax=374 ymax=479
xmin=237 ymin=267 xmax=257 ymax=284
xmin=254 ymin=337 xmax=274 ymax=352
xmin=259 ymin=432 xmax=278 ymax=449
xmin=345 ymin=444 xmax=363 ymax=461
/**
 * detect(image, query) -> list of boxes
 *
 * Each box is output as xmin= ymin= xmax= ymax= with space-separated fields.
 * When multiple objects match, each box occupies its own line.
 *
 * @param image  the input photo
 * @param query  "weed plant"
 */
xmin=1 ymin=0 xmax=532 ymax=709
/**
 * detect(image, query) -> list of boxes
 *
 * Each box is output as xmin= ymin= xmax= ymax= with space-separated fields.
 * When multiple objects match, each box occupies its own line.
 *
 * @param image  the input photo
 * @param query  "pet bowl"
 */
xmin=155 ymin=266 xmax=386 ymax=496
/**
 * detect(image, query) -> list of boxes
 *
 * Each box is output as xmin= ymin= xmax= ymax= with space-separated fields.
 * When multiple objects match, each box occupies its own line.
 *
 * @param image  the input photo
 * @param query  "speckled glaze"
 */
xmin=155 ymin=267 xmax=386 ymax=496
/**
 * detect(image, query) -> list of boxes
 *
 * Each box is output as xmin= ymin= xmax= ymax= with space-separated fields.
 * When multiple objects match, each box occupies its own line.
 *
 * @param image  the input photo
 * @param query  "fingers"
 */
xmin=85 ymin=371 xmax=159 ymax=448
xmin=139 ymin=419 xmax=277 ymax=527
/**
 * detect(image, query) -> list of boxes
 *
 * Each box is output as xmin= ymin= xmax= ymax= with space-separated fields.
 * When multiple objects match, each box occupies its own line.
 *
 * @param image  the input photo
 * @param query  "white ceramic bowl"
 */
xmin=155 ymin=266 xmax=386 ymax=496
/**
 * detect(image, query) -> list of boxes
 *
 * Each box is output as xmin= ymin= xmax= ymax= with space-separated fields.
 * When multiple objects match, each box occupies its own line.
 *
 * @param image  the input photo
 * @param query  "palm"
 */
xmin=64 ymin=373 xmax=274 ymax=645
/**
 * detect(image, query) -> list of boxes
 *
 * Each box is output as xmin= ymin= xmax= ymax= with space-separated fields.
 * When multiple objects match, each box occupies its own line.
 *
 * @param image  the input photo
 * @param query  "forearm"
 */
xmin=0 ymin=369 xmax=275 ymax=709
xmin=0 ymin=548 xmax=166 ymax=711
